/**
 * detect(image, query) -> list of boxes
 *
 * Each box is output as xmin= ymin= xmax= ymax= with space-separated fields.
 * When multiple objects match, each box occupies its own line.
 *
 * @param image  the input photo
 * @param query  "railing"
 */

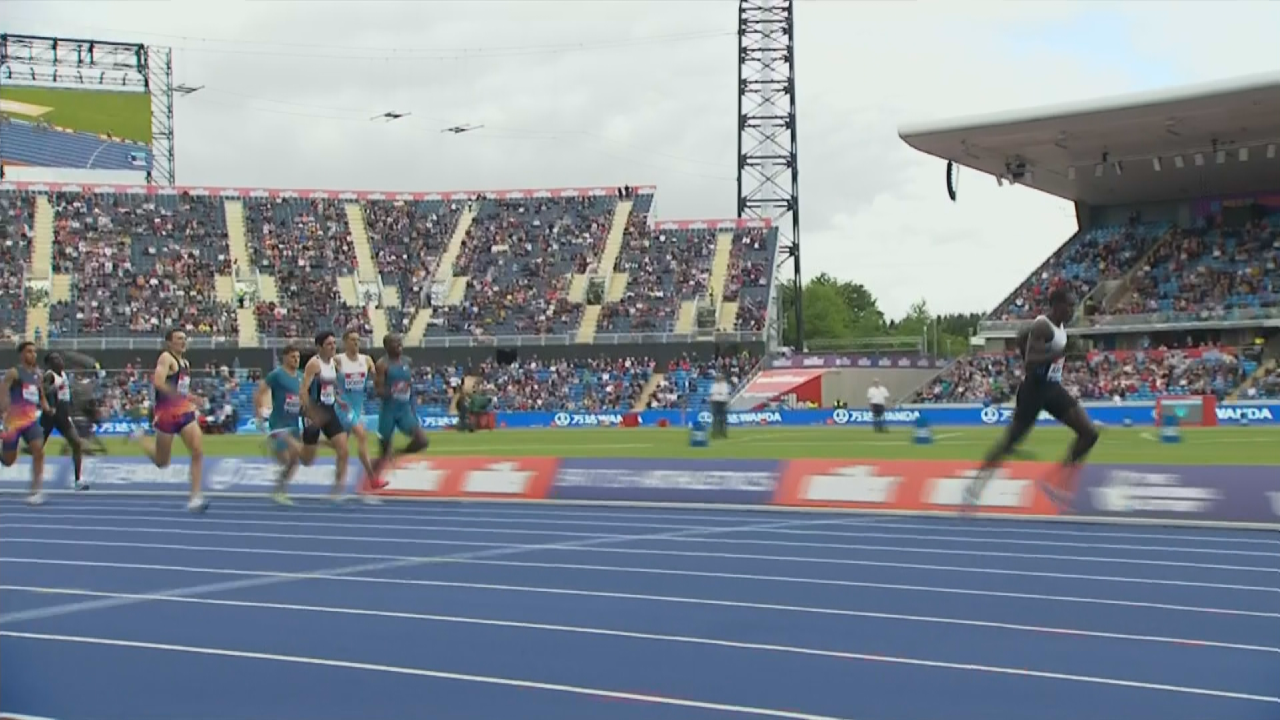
xmin=979 ymin=306 xmax=1280 ymax=335
xmin=2 ymin=330 xmax=767 ymax=351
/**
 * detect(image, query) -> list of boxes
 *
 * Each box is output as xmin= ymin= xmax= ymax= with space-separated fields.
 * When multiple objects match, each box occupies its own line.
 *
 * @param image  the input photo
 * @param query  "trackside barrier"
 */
xmin=2 ymin=456 xmax=1276 ymax=529
xmin=87 ymin=400 xmax=1280 ymax=436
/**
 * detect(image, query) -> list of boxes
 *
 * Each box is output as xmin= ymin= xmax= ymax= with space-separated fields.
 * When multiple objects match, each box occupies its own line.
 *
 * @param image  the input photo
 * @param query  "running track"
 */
xmin=0 ymin=496 xmax=1276 ymax=720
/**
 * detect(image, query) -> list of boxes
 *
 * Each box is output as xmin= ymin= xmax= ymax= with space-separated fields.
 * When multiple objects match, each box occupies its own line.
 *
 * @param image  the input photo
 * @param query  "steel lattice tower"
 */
xmin=737 ymin=0 xmax=802 ymax=348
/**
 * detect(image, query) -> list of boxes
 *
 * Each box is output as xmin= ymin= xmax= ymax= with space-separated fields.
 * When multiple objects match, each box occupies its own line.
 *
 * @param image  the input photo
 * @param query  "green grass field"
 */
xmin=0 ymin=86 xmax=152 ymax=143
xmin=40 ymin=425 xmax=1280 ymax=465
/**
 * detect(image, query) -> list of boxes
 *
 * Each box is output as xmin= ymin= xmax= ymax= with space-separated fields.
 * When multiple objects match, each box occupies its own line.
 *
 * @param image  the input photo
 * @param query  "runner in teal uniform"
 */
xmin=254 ymin=344 xmax=305 ymax=505
xmin=372 ymin=333 xmax=429 ymax=480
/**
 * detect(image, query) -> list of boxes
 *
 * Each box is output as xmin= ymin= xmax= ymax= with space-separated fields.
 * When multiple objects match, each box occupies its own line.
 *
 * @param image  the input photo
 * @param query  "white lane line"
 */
xmin=9 ymin=498 xmax=1276 ymax=545
xmin=3 ymin=629 xmax=1275 ymax=705
xmin=3 ymin=521 xmax=1272 ymax=574
xmin=0 ymin=515 xmax=854 ymax=626
xmin=4 ymin=577 xmax=1274 ymax=654
xmin=9 ymin=556 xmax=1275 ymax=619
xmin=9 ymin=510 xmax=1273 ymax=557
xmin=0 ymin=630 xmax=856 ymax=720
xmin=4 ymin=537 xmax=1273 ymax=594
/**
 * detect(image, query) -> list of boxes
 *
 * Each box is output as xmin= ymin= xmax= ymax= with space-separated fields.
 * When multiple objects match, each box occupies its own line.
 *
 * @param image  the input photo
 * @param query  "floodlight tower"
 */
xmin=0 ymin=33 xmax=176 ymax=185
xmin=737 ymin=0 xmax=801 ymax=349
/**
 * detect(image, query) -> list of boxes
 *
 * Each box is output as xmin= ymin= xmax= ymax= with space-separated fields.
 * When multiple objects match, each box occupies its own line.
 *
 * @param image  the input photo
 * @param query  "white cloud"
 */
xmin=5 ymin=0 xmax=1278 ymax=320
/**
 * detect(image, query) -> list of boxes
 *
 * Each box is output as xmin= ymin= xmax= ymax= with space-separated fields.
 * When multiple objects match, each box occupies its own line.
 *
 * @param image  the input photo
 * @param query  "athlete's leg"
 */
xmin=299 ymin=424 xmax=321 ymax=466
xmin=24 ymin=427 xmax=46 ymax=504
xmin=399 ymin=410 xmax=429 ymax=454
xmin=348 ymin=422 xmax=377 ymax=486
xmin=326 ymin=429 xmax=350 ymax=500
xmin=134 ymin=431 xmax=176 ymax=468
xmin=1043 ymin=390 xmax=1099 ymax=504
xmin=58 ymin=415 xmax=87 ymax=489
xmin=967 ymin=387 xmax=1039 ymax=505
xmin=177 ymin=421 xmax=208 ymax=512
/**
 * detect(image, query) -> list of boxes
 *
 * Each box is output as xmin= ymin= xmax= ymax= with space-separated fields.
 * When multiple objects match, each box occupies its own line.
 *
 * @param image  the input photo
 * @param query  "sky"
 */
xmin=5 ymin=0 xmax=1280 ymax=321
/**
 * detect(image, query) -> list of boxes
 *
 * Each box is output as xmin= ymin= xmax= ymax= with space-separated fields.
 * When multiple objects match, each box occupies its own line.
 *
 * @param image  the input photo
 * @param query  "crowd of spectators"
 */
xmin=365 ymin=199 xmax=463 ymax=326
xmin=1114 ymin=218 xmax=1279 ymax=317
xmin=992 ymin=220 xmax=1168 ymax=321
xmin=244 ymin=197 xmax=368 ymax=338
xmin=602 ymin=219 xmax=716 ymax=333
xmin=430 ymin=197 xmax=613 ymax=337
xmin=1249 ymin=364 xmax=1280 ymax=399
xmin=0 ymin=193 xmax=32 ymax=337
xmin=916 ymin=345 xmax=1247 ymax=403
xmin=646 ymin=353 xmax=757 ymax=410
xmin=46 ymin=192 xmax=238 ymax=339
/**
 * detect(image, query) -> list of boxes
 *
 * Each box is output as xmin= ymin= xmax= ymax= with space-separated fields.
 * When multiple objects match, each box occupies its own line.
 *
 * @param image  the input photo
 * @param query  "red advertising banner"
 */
xmin=774 ymin=459 xmax=1062 ymax=516
xmin=373 ymin=456 xmax=559 ymax=500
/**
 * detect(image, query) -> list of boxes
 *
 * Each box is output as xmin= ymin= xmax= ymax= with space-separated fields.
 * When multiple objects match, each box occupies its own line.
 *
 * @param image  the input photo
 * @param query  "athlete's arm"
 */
xmin=38 ymin=382 xmax=52 ymax=415
xmin=373 ymin=357 xmax=389 ymax=398
xmin=153 ymin=354 xmax=177 ymax=392
xmin=1022 ymin=319 xmax=1062 ymax=365
xmin=0 ymin=368 xmax=15 ymax=415
xmin=254 ymin=374 xmax=273 ymax=419
xmin=300 ymin=358 xmax=320 ymax=419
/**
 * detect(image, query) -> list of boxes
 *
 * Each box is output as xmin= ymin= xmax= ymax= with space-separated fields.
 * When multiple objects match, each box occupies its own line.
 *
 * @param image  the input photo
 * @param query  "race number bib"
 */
xmin=284 ymin=393 xmax=301 ymax=414
xmin=176 ymin=376 xmax=191 ymax=395
xmin=1047 ymin=358 xmax=1064 ymax=382
xmin=344 ymin=373 xmax=365 ymax=391
xmin=392 ymin=381 xmax=411 ymax=401
xmin=320 ymin=385 xmax=336 ymax=405
xmin=21 ymin=383 xmax=39 ymax=404
xmin=56 ymin=383 xmax=71 ymax=402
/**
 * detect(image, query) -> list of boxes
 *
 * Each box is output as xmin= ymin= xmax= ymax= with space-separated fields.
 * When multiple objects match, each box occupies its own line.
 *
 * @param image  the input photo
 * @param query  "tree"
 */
xmin=779 ymin=278 xmax=981 ymax=357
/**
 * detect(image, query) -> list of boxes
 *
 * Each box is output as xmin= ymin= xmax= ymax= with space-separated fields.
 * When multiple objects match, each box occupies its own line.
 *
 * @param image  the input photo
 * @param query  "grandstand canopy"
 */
xmin=898 ymin=71 xmax=1280 ymax=206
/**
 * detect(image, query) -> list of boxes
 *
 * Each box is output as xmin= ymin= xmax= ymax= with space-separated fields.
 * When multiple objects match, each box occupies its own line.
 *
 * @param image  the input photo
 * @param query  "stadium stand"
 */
xmin=0 ymin=191 xmax=33 ymax=340
xmin=915 ymin=346 xmax=1248 ymax=403
xmin=44 ymin=190 xmax=239 ymax=340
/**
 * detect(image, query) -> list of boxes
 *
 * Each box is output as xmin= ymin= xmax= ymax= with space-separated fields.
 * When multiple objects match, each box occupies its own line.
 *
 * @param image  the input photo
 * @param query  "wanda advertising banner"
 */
xmin=2 ymin=456 xmax=1276 ymax=527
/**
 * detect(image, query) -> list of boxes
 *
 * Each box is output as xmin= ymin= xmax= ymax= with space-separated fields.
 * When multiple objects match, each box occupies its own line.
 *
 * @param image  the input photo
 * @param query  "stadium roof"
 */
xmin=898 ymin=71 xmax=1280 ymax=206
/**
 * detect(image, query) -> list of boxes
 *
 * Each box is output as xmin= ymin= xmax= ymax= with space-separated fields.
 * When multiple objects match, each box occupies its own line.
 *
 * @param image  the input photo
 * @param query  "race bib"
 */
xmin=56 ymin=384 xmax=71 ymax=402
xmin=1047 ymin=358 xmax=1064 ymax=382
xmin=392 ymin=382 xmax=411 ymax=401
xmin=344 ymin=373 xmax=365 ymax=391
xmin=21 ymin=383 xmax=39 ymax=404
xmin=176 ymin=376 xmax=191 ymax=395
xmin=284 ymin=394 xmax=301 ymax=414
xmin=320 ymin=385 xmax=336 ymax=405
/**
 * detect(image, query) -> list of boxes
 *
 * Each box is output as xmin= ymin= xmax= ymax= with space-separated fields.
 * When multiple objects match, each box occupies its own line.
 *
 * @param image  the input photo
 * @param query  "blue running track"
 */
xmin=1 ymin=495 xmax=1277 ymax=720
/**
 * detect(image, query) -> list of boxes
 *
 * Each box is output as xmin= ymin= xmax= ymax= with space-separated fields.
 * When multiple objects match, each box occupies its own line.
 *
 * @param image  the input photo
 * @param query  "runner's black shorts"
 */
xmin=1012 ymin=380 xmax=1078 ymax=425
xmin=302 ymin=408 xmax=346 ymax=445
xmin=40 ymin=410 xmax=78 ymax=441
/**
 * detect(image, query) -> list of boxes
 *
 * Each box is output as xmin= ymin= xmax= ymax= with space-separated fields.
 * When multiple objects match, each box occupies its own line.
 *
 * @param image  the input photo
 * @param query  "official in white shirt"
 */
xmin=709 ymin=374 xmax=731 ymax=438
xmin=867 ymin=379 xmax=890 ymax=433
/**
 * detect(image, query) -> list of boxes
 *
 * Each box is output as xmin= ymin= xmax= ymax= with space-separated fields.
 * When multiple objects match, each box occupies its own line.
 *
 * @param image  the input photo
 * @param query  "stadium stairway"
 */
xmin=405 ymin=308 xmax=432 ymax=347
xmin=1229 ymin=359 xmax=1276 ymax=401
xmin=717 ymin=302 xmax=739 ymax=332
xmin=607 ymin=272 xmax=629 ymax=302
xmin=1099 ymin=229 xmax=1176 ymax=310
xmin=338 ymin=276 xmax=361 ymax=306
xmin=381 ymin=284 xmax=400 ymax=309
xmin=574 ymin=306 xmax=602 ymax=344
xmin=50 ymin=275 xmax=72 ymax=303
xmin=222 ymin=201 xmax=253 ymax=273
xmin=259 ymin=275 xmax=279 ymax=303
xmin=343 ymin=203 xmax=379 ymax=284
xmin=599 ymin=200 xmax=633 ymax=281
xmin=215 ymin=276 xmax=235 ymax=304
xmin=633 ymin=372 xmax=664 ymax=412
xmin=432 ymin=202 xmax=479 ymax=308
xmin=368 ymin=300 xmax=389 ymax=344
xmin=25 ymin=306 xmax=49 ymax=341
xmin=236 ymin=307 xmax=259 ymax=347
xmin=568 ymin=274 xmax=589 ymax=303
xmin=675 ymin=300 xmax=698 ymax=333
xmin=708 ymin=229 xmax=736 ymax=332
xmin=31 ymin=195 xmax=54 ymax=280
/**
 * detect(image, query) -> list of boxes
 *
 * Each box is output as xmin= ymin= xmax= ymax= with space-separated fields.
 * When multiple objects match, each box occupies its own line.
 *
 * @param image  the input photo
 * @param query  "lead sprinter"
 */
xmin=130 ymin=328 xmax=209 ymax=513
xmin=965 ymin=288 xmax=1099 ymax=509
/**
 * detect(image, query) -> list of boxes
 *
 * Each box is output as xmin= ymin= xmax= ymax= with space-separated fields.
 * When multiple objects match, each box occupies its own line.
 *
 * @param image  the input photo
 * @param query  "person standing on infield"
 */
xmin=867 ymin=379 xmax=890 ymax=433
xmin=709 ymin=373 xmax=730 ymax=438
xmin=966 ymin=287 xmax=1099 ymax=509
